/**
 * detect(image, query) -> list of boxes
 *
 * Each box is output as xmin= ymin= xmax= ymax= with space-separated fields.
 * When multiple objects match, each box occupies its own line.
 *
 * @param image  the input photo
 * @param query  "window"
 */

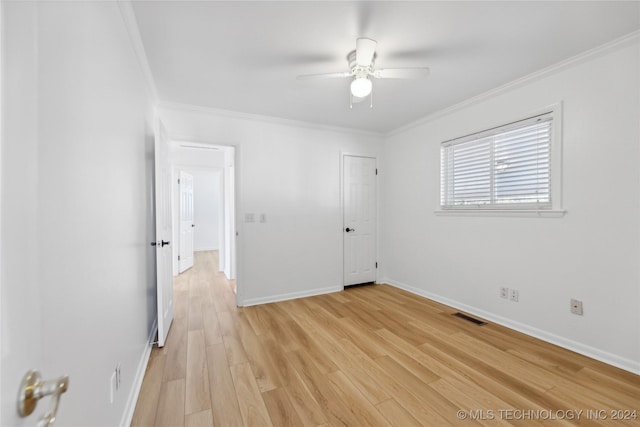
xmin=440 ymin=111 xmax=556 ymax=211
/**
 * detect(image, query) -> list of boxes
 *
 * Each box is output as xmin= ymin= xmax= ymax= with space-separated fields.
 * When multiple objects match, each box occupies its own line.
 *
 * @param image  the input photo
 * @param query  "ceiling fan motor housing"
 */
xmin=347 ymin=50 xmax=376 ymax=77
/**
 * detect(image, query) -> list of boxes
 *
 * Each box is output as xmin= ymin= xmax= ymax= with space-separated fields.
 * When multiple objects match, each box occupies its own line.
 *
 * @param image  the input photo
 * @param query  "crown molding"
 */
xmin=387 ymin=30 xmax=640 ymax=138
xmin=158 ymin=101 xmax=384 ymax=139
xmin=117 ymin=0 xmax=159 ymax=103
xmin=115 ymin=2 xmax=637 ymax=141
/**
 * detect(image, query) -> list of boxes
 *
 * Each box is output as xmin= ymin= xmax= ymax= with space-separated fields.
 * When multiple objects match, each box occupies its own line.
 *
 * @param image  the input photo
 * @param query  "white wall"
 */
xmin=2 ymin=2 xmax=157 ymax=425
xmin=379 ymin=38 xmax=640 ymax=373
xmin=160 ymin=106 xmax=383 ymax=305
xmin=191 ymin=169 xmax=223 ymax=251
xmin=170 ymin=142 xmax=226 ymax=168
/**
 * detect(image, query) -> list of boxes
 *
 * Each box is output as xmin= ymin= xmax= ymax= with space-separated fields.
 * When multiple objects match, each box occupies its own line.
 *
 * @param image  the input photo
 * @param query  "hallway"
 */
xmin=132 ymin=251 xmax=241 ymax=426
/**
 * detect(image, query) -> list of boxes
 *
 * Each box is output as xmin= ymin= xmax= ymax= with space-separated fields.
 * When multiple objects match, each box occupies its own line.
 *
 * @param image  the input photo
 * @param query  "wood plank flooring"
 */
xmin=132 ymin=251 xmax=640 ymax=426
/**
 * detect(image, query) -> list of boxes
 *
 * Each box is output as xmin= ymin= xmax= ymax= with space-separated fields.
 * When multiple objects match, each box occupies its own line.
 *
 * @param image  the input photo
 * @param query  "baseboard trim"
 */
xmin=239 ymin=286 xmax=343 ymax=307
xmin=381 ymin=278 xmax=640 ymax=375
xmin=120 ymin=317 xmax=157 ymax=427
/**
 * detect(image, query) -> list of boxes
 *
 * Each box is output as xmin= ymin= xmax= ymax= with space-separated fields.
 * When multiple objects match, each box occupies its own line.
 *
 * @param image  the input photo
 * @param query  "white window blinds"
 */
xmin=441 ymin=113 xmax=553 ymax=209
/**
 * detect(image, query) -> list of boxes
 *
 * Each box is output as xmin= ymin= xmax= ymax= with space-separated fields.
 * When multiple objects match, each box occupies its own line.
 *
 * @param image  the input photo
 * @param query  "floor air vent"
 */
xmin=452 ymin=312 xmax=487 ymax=326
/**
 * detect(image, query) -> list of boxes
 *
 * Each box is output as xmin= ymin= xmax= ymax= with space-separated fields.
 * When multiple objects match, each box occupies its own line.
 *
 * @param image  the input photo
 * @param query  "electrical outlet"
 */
xmin=509 ymin=289 xmax=519 ymax=302
xmin=570 ymin=299 xmax=583 ymax=315
xmin=500 ymin=287 xmax=509 ymax=299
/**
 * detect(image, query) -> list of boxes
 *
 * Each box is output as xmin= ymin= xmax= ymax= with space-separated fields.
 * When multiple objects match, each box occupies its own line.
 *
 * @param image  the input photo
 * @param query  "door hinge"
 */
xmin=178 ymin=178 xmax=181 ymax=184
xmin=375 ymin=262 xmax=378 ymax=268
xmin=178 ymin=255 xmax=181 ymax=261
xmin=375 ymin=168 xmax=378 ymax=175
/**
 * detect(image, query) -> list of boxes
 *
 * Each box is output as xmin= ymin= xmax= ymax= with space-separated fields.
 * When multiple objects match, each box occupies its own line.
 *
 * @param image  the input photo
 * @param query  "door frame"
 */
xmin=340 ymin=152 xmax=379 ymax=288
xmin=0 ymin=2 xmax=5 ymax=422
xmin=177 ymin=170 xmax=195 ymax=273
xmin=172 ymin=165 xmax=224 ymax=275
xmin=168 ymin=140 xmax=242 ymax=306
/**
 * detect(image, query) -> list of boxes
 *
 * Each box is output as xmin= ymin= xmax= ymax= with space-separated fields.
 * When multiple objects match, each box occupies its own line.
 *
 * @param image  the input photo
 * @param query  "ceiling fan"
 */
xmin=296 ymin=38 xmax=430 ymax=108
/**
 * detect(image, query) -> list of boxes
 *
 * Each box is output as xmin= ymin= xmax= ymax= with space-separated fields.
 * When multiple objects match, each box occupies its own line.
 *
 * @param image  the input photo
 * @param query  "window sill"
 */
xmin=434 ymin=209 xmax=566 ymax=218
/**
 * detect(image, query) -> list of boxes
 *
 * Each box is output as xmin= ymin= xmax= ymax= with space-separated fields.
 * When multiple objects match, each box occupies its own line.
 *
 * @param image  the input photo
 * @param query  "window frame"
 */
xmin=436 ymin=103 xmax=565 ymax=217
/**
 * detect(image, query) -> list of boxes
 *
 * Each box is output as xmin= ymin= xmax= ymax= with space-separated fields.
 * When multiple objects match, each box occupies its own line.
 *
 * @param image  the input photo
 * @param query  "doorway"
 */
xmin=170 ymin=142 xmax=237 ymax=292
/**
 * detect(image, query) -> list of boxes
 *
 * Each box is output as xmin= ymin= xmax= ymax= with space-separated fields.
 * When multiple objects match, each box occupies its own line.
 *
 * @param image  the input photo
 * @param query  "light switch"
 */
xmin=260 ymin=213 xmax=266 ymax=223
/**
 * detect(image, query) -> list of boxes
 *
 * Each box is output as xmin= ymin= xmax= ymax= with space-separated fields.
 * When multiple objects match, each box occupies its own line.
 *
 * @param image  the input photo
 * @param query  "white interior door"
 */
xmin=155 ymin=121 xmax=174 ymax=347
xmin=1 ymin=3 xmax=46 ymax=424
xmin=178 ymin=171 xmax=194 ymax=273
xmin=343 ymin=155 xmax=377 ymax=286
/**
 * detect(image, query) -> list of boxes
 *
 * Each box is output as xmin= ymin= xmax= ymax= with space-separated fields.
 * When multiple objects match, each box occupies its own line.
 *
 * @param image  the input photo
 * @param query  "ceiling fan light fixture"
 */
xmin=296 ymin=37 xmax=430 ymax=106
xmin=350 ymin=77 xmax=372 ymax=98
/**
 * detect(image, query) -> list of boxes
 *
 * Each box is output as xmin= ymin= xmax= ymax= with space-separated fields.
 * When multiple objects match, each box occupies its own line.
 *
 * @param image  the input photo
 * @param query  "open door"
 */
xmin=2 ymin=4 xmax=71 ymax=423
xmin=178 ymin=170 xmax=194 ymax=273
xmin=154 ymin=120 xmax=174 ymax=347
xmin=1 ymin=3 xmax=47 ymax=425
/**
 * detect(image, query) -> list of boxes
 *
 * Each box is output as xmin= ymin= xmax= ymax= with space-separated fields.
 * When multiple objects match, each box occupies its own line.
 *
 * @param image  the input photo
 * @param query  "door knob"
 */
xmin=150 ymin=241 xmax=157 ymax=246
xmin=161 ymin=240 xmax=170 ymax=247
xmin=345 ymin=227 xmax=356 ymax=232
xmin=18 ymin=370 xmax=69 ymax=426
xmin=191 ymin=224 xmax=195 ymax=228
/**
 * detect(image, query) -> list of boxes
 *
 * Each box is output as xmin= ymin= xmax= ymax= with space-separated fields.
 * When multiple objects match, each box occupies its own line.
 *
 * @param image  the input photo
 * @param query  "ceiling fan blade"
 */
xmin=356 ymin=38 xmax=377 ymax=66
xmin=372 ymin=67 xmax=430 ymax=79
xmin=296 ymin=72 xmax=351 ymax=80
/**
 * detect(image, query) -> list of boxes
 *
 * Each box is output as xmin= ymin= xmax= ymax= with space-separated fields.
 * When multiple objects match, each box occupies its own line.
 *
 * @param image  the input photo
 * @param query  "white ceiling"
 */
xmin=132 ymin=1 xmax=640 ymax=134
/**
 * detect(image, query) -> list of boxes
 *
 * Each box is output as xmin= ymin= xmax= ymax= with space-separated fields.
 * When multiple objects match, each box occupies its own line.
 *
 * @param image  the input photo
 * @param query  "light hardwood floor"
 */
xmin=132 ymin=251 xmax=640 ymax=426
